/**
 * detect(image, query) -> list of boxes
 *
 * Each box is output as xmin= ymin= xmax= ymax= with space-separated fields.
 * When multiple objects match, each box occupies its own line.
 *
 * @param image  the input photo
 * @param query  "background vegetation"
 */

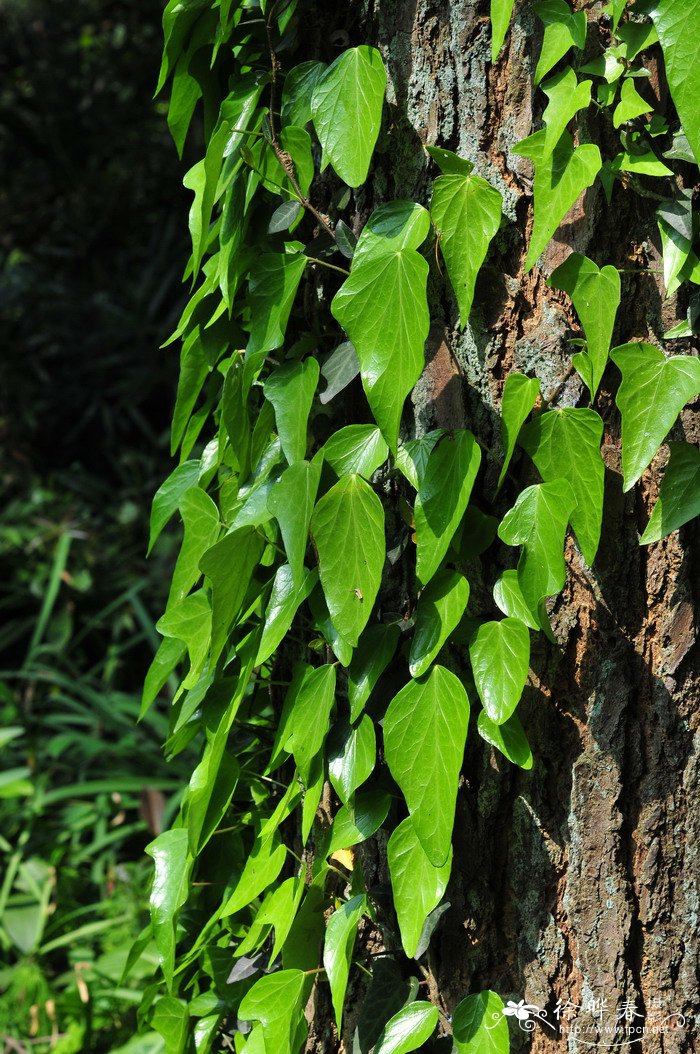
xmin=0 ymin=1 xmax=189 ymax=1048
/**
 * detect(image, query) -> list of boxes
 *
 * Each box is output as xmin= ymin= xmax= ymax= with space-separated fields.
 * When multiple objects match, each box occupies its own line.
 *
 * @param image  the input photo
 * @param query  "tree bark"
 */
xmin=306 ymin=1 xmax=700 ymax=1051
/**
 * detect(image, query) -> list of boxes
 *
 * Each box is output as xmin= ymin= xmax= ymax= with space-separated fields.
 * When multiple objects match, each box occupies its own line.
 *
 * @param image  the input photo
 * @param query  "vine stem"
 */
xmin=305 ymin=255 xmax=350 ymax=276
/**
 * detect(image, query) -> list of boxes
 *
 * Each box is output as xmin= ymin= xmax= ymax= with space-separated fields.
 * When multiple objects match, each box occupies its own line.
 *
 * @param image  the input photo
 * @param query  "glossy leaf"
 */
xmin=541 ymin=67 xmax=592 ymax=162
xmin=534 ymin=0 xmax=587 ymax=84
xmin=347 ymin=623 xmax=401 ymax=721
xmin=497 ymin=479 xmax=577 ymax=622
xmin=152 ymin=996 xmax=189 ymax=1054
xmin=156 ymin=591 xmax=211 ymax=689
xmin=149 ymin=461 xmax=200 ymax=554
xmin=387 ymin=817 xmax=452 ymax=957
xmin=323 ymin=894 xmax=367 ymax=1029
xmin=245 ymin=253 xmax=307 ymax=356
xmin=384 ymin=666 xmax=470 ymax=866
xmin=145 ymin=830 xmax=191 ymax=989
xmin=430 ymin=171 xmax=502 ymax=326
xmin=263 ymin=358 xmax=319 ymax=466
xmin=453 ymin=990 xmax=509 ymax=1054
xmin=328 ymin=716 xmax=376 ymax=804
xmin=498 ymin=374 xmax=540 ymax=488
xmin=310 ymin=474 xmax=385 ymax=647
xmin=373 ymin=1002 xmax=439 ymax=1054
xmin=332 ymin=245 xmax=430 ymax=450
xmin=651 ymin=0 xmax=700 ymax=164
xmin=469 ymin=618 xmax=530 ymax=724
xmin=167 ymin=487 xmax=220 ymax=609
xmin=221 ymin=832 xmax=287 ymax=916
xmin=548 ymin=253 xmax=621 ymax=397
xmin=238 ymin=970 xmax=306 ymax=1054
xmin=478 ymin=710 xmax=534 ymax=770
xmin=520 ymin=408 xmax=605 ymax=564
xmin=322 ymin=424 xmax=389 ymax=479
xmin=610 ymin=343 xmax=700 ymax=491
xmin=426 ymin=145 xmax=474 ymax=176
xmin=268 ymin=459 xmax=322 ymax=587
xmin=281 ymin=60 xmax=327 ymax=127
xmin=640 ymin=442 xmax=700 ymax=543
xmin=256 ymin=565 xmax=317 ymax=666
xmin=311 ymin=46 xmax=387 ymax=187
xmin=409 ymin=570 xmax=470 ymax=677
xmin=319 ymin=341 xmax=361 ymax=404
xmin=353 ymin=201 xmax=431 ymax=263
xmin=613 ymin=77 xmax=651 ymax=127
xmin=395 ymin=430 xmax=445 ymax=491
xmin=490 ymin=0 xmax=515 ymax=61
xmin=286 ymin=664 xmax=337 ymax=783
xmin=199 ymin=527 xmax=264 ymax=664
xmin=414 ymin=430 xmax=481 ymax=585
xmin=493 ymin=570 xmax=539 ymax=631
xmin=327 ymin=788 xmax=392 ymax=855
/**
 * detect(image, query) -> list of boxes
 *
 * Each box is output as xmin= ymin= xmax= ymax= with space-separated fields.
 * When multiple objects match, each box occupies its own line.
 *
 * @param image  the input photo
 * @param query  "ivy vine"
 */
xmin=135 ymin=0 xmax=700 ymax=1051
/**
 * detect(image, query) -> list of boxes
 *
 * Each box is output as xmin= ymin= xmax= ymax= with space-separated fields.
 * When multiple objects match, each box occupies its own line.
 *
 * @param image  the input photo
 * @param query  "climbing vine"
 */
xmin=135 ymin=1 xmax=700 ymax=1050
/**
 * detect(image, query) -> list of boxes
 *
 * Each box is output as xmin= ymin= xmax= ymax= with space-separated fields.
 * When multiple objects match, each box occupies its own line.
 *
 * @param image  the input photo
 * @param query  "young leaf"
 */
xmin=331 ymin=245 xmax=430 ymax=450
xmin=426 ymin=145 xmax=474 ymax=176
xmin=395 ymin=429 xmax=446 ymax=491
xmin=281 ymin=61 xmax=327 ymax=127
xmin=469 ymin=618 xmax=530 ymax=724
xmin=268 ymin=199 xmax=302 ymax=234
xmin=651 ymin=0 xmax=700 ymax=164
xmin=548 ymin=253 xmax=621 ymax=397
xmin=490 ymin=0 xmax=515 ymax=61
xmin=167 ymin=487 xmax=220 ymax=609
xmin=613 ymin=77 xmax=651 ymax=127
xmin=156 ymin=591 xmax=211 ymax=689
xmin=478 ymin=710 xmax=534 ymax=770
xmin=323 ymin=894 xmax=367 ymax=1029
xmin=540 ymin=67 xmax=592 ymax=162
xmin=149 ymin=461 xmax=201 ymax=554
xmin=245 ymin=253 xmax=307 ymax=356
xmin=322 ymin=425 xmax=389 ymax=479
xmin=610 ymin=344 xmax=700 ymax=491
xmin=498 ymin=373 xmax=540 ymax=488
xmin=268 ymin=459 xmax=322 ymax=586
xmin=497 ymin=479 xmax=577 ymax=622
xmin=430 ymin=171 xmax=502 ymax=326
xmin=221 ymin=832 xmax=287 ymax=916
xmin=328 ymin=716 xmax=376 ymax=804
xmin=200 ymin=527 xmax=264 ymax=664
xmin=519 ymin=408 xmax=605 ymax=564
xmin=145 ymin=830 xmax=191 ymax=990
xmin=453 ymin=990 xmax=509 ymax=1054
xmin=373 ymin=1002 xmax=439 ymax=1054
xmin=310 ymin=474 xmax=386 ymax=647
xmin=327 ymin=788 xmax=392 ymax=856
xmin=263 ymin=358 xmax=319 ymax=466
xmin=286 ymin=665 xmax=337 ymax=783
xmin=238 ymin=970 xmax=306 ymax=1054
xmin=533 ymin=0 xmax=587 ymax=85
xmin=353 ymin=201 xmax=431 ymax=263
xmin=414 ymin=430 xmax=481 ymax=585
xmin=347 ymin=623 xmax=401 ymax=721
xmin=516 ymin=131 xmax=601 ymax=271
xmin=311 ymin=46 xmax=387 ymax=187
xmin=493 ymin=570 xmax=539 ymax=631
xmin=640 ymin=442 xmax=700 ymax=544
xmin=387 ymin=817 xmax=452 ymax=958
xmin=409 ymin=570 xmax=470 ymax=677
xmin=383 ymin=666 xmax=470 ymax=866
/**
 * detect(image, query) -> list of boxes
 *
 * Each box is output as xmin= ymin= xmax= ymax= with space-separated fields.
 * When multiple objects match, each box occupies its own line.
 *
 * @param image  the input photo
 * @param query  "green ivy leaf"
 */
xmin=533 ymin=0 xmax=587 ymax=84
xmin=245 ymin=253 xmax=307 ymax=356
xmin=373 ymin=1002 xmax=439 ymax=1054
xmin=493 ymin=570 xmax=539 ymax=631
xmin=311 ymin=475 xmax=385 ymax=648
xmin=409 ymin=570 xmax=470 ymax=677
xmin=453 ymin=990 xmax=509 ymax=1054
xmin=548 ymin=253 xmax=621 ymax=397
xmin=498 ymin=373 xmax=540 ymax=488
xmin=356 ymin=960 xmax=413 ymax=1054
xmin=497 ymin=479 xmax=577 ymax=623
xmin=613 ymin=77 xmax=652 ymax=127
xmin=263 ymin=358 xmax=319 ymax=466
xmin=478 ymin=710 xmax=534 ymax=769
xmin=387 ymin=817 xmax=452 ymax=958
xmin=490 ymin=0 xmax=515 ymax=61
xmin=327 ymin=788 xmax=392 ymax=856
xmin=414 ymin=431 xmax=481 ymax=585
xmin=156 ymin=591 xmax=211 ymax=689
xmin=328 ymin=716 xmax=376 ymax=804
xmin=430 ymin=171 xmax=502 ymax=327
xmin=469 ymin=618 xmax=530 ymax=724
xmin=323 ymin=894 xmax=367 ymax=1029
xmin=141 ymin=637 xmax=186 ymax=719
xmin=395 ymin=430 xmax=446 ymax=490
xmin=311 ymin=46 xmax=387 ymax=187
xmin=256 ymin=566 xmax=317 ymax=667
xmin=610 ymin=146 xmax=673 ymax=177
xmin=238 ymin=970 xmax=306 ymax=1054
xmin=354 ymin=201 xmax=431 ymax=263
xmin=200 ymin=527 xmax=264 ymax=664
xmin=301 ymin=752 xmax=325 ymax=845
xmin=426 ymin=145 xmax=474 ymax=176
xmin=221 ymin=831 xmax=287 ymax=916
xmin=183 ymin=117 xmax=229 ymax=278
xmin=520 ymin=408 xmax=605 ymax=564
xmin=347 ymin=623 xmax=401 ymax=721
xmin=268 ymin=459 xmax=322 ymax=587
xmin=331 ymin=245 xmax=430 ymax=450
xmin=516 ymin=131 xmax=601 ymax=271
xmin=541 ymin=67 xmax=592 ymax=161
xmin=650 ymin=0 xmax=700 ymax=164
xmin=286 ymin=665 xmax=337 ymax=783
xmin=167 ymin=488 xmax=220 ymax=609
xmin=640 ymin=442 xmax=700 ymax=543
xmin=322 ymin=425 xmax=389 ymax=479
xmin=282 ymin=61 xmax=327 ymax=127
xmin=152 ymin=996 xmax=189 ymax=1054
xmin=610 ymin=343 xmax=700 ymax=490
xmin=384 ymin=666 xmax=470 ymax=866
xmin=145 ymin=830 xmax=192 ymax=990
xmin=149 ymin=461 xmax=201 ymax=554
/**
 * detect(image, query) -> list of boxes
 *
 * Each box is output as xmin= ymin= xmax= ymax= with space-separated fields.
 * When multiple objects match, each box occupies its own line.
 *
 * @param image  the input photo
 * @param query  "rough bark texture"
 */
xmin=301 ymin=2 xmax=700 ymax=1054
xmin=311 ymin=1 xmax=699 ymax=1051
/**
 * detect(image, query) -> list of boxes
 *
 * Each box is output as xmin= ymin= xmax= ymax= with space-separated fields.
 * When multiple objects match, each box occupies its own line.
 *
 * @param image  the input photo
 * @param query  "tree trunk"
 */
xmin=313 ymin=2 xmax=699 ymax=1051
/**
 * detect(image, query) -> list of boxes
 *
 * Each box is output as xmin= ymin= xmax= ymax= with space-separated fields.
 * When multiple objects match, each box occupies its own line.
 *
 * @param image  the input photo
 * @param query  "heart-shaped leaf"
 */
xmin=640 ymin=441 xmax=700 ymax=544
xmin=409 ymin=570 xmax=470 ymax=677
xmin=387 ymin=817 xmax=452 ymax=957
xmin=469 ymin=618 xmax=530 ymax=724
